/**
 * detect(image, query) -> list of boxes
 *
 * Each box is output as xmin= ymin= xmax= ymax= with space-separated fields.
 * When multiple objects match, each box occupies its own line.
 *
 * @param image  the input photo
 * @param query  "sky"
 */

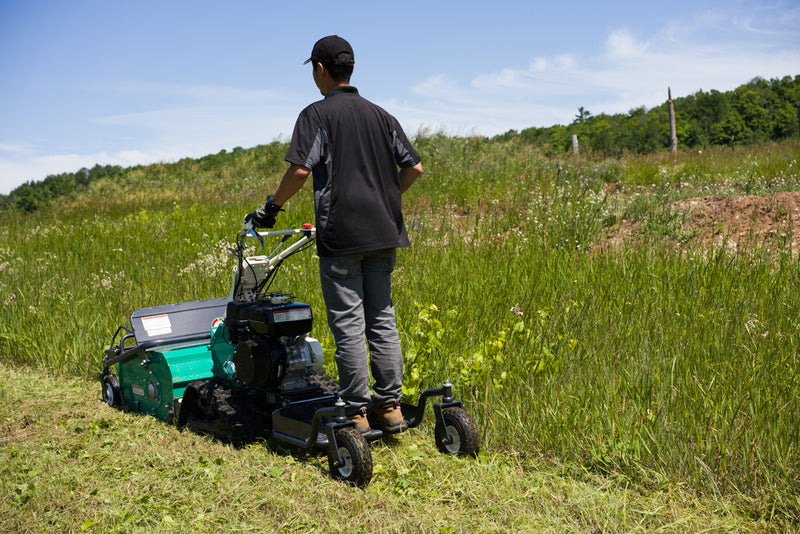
xmin=0 ymin=1 xmax=798 ymax=195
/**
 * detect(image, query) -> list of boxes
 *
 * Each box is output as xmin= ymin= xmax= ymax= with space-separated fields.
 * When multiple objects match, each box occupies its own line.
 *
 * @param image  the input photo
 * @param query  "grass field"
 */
xmin=1 ymin=137 xmax=799 ymax=531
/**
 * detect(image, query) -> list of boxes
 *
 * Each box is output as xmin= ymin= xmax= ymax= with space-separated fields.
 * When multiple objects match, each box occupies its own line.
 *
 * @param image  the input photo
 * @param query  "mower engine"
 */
xmin=224 ymin=294 xmax=324 ymax=394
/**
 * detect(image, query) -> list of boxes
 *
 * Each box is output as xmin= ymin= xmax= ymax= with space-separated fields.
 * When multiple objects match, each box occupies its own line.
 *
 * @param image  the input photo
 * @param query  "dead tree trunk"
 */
xmin=668 ymin=87 xmax=677 ymax=158
xmin=572 ymin=134 xmax=579 ymax=157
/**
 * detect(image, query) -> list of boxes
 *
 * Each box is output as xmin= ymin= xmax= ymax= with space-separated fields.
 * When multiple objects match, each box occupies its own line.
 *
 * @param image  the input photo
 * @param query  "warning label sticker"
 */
xmin=141 ymin=314 xmax=172 ymax=336
xmin=273 ymin=308 xmax=312 ymax=323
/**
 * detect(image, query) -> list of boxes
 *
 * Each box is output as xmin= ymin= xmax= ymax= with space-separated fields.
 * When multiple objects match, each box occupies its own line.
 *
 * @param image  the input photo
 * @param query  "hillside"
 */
xmin=1 ymin=136 xmax=800 ymax=531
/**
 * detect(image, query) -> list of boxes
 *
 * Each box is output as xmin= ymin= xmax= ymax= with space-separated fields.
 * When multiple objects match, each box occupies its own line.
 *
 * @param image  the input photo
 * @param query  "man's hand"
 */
xmin=245 ymin=195 xmax=283 ymax=228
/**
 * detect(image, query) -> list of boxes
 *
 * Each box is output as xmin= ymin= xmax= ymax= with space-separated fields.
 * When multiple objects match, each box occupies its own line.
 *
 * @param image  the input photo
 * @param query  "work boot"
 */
xmin=348 ymin=408 xmax=371 ymax=434
xmin=374 ymin=400 xmax=406 ymax=433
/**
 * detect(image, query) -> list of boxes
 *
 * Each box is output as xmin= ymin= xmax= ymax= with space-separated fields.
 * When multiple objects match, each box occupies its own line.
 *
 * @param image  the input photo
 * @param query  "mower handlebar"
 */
xmin=241 ymin=222 xmax=316 ymax=240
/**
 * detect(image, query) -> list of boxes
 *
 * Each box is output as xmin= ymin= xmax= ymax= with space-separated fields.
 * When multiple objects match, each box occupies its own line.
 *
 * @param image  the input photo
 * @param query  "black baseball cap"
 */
xmin=303 ymin=35 xmax=355 ymax=66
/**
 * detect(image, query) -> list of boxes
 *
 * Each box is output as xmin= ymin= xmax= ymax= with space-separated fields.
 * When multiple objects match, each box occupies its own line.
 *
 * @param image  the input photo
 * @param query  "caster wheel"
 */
xmin=102 ymin=375 xmax=122 ymax=408
xmin=329 ymin=427 xmax=373 ymax=486
xmin=435 ymin=407 xmax=480 ymax=457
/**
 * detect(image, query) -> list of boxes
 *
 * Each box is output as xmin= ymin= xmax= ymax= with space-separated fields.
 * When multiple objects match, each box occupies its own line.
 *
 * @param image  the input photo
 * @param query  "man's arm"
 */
xmin=399 ymin=162 xmax=423 ymax=193
xmin=272 ymin=164 xmax=311 ymax=206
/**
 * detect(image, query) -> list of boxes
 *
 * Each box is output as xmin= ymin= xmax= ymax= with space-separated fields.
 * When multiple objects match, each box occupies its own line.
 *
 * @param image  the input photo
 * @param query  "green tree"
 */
xmin=772 ymin=104 xmax=798 ymax=138
xmin=586 ymin=117 xmax=613 ymax=152
xmin=574 ymin=107 xmax=592 ymax=125
xmin=693 ymin=89 xmax=730 ymax=138
xmin=710 ymin=111 xmax=746 ymax=145
xmin=733 ymin=86 xmax=770 ymax=143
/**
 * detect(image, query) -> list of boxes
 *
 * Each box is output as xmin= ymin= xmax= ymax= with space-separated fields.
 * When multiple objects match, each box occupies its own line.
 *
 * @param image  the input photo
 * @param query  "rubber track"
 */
xmin=305 ymin=370 xmax=340 ymax=396
xmin=181 ymin=378 xmax=273 ymax=446
xmin=180 ymin=372 xmax=340 ymax=445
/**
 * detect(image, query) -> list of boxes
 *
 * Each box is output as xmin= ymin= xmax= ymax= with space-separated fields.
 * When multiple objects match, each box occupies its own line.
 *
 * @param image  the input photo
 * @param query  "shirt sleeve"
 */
xmin=389 ymin=117 xmax=421 ymax=168
xmin=285 ymin=107 xmax=325 ymax=169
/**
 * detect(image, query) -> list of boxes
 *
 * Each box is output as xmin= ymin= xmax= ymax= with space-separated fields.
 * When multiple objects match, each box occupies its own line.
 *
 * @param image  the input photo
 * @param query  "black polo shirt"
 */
xmin=285 ymin=86 xmax=421 ymax=257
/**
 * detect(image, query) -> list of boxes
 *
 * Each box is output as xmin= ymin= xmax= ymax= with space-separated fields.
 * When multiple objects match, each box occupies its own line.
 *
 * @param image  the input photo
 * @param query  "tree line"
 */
xmin=0 ymin=147 xmax=250 ymax=213
xmin=494 ymin=75 xmax=800 ymax=155
xmin=0 ymin=164 xmax=125 ymax=213
xmin=2 ymin=75 xmax=798 ymax=212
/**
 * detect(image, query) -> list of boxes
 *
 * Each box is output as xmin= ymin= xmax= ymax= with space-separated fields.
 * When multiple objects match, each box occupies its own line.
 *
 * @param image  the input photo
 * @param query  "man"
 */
xmin=248 ymin=35 xmax=423 ymax=434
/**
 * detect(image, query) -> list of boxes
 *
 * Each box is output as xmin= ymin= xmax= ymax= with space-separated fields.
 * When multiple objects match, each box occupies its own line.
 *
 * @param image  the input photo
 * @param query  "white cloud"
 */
xmin=605 ymin=28 xmax=642 ymax=60
xmin=94 ymin=81 xmax=283 ymax=104
xmin=411 ymin=74 xmax=463 ymax=100
xmin=0 ymin=142 xmax=33 ymax=155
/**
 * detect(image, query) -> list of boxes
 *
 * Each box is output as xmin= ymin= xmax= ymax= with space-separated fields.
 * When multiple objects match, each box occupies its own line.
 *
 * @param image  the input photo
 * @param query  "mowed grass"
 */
xmin=1 ymin=137 xmax=799 ymax=530
xmin=0 ymin=363 xmax=781 ymax=533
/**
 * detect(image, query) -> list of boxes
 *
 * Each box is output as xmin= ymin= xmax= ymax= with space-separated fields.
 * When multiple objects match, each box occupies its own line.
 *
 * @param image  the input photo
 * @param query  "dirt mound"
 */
xmin=599 ymin=191 xmax=800 ymax=255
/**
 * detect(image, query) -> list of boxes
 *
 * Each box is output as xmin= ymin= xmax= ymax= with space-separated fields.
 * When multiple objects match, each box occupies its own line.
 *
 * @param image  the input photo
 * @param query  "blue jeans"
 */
xmin=319 ymin=249 xmax=403 ymax=412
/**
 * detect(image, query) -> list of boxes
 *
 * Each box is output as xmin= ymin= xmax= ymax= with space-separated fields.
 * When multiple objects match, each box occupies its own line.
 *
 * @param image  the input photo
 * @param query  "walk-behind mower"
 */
xmin=100 ymin=221 xmax=480 ymax=486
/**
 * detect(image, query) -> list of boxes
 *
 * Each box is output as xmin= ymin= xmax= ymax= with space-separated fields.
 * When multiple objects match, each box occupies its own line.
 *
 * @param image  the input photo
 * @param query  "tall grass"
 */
xmin=1 ymin=137 xmax=799 ymax=519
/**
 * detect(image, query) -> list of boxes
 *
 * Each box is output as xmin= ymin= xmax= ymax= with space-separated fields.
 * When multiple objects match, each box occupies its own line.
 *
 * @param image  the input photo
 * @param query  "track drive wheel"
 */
xmin=328 ymin=427 xmax=373 ymax=487
xmin=435 ymin=407 xmax=480 ymax=457
xmin=101 ymin=375 xmax=122 ymax=408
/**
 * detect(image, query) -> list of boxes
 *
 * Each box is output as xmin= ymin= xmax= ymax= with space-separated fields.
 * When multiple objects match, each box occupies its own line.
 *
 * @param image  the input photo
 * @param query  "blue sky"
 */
xmin=0 ymin=0 xmax=798 ymax=194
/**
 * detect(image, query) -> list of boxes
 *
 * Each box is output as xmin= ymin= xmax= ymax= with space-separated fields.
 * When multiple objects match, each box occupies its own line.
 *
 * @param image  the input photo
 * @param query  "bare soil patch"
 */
xmin=599 ymin=191 xmax=800 ymax=254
